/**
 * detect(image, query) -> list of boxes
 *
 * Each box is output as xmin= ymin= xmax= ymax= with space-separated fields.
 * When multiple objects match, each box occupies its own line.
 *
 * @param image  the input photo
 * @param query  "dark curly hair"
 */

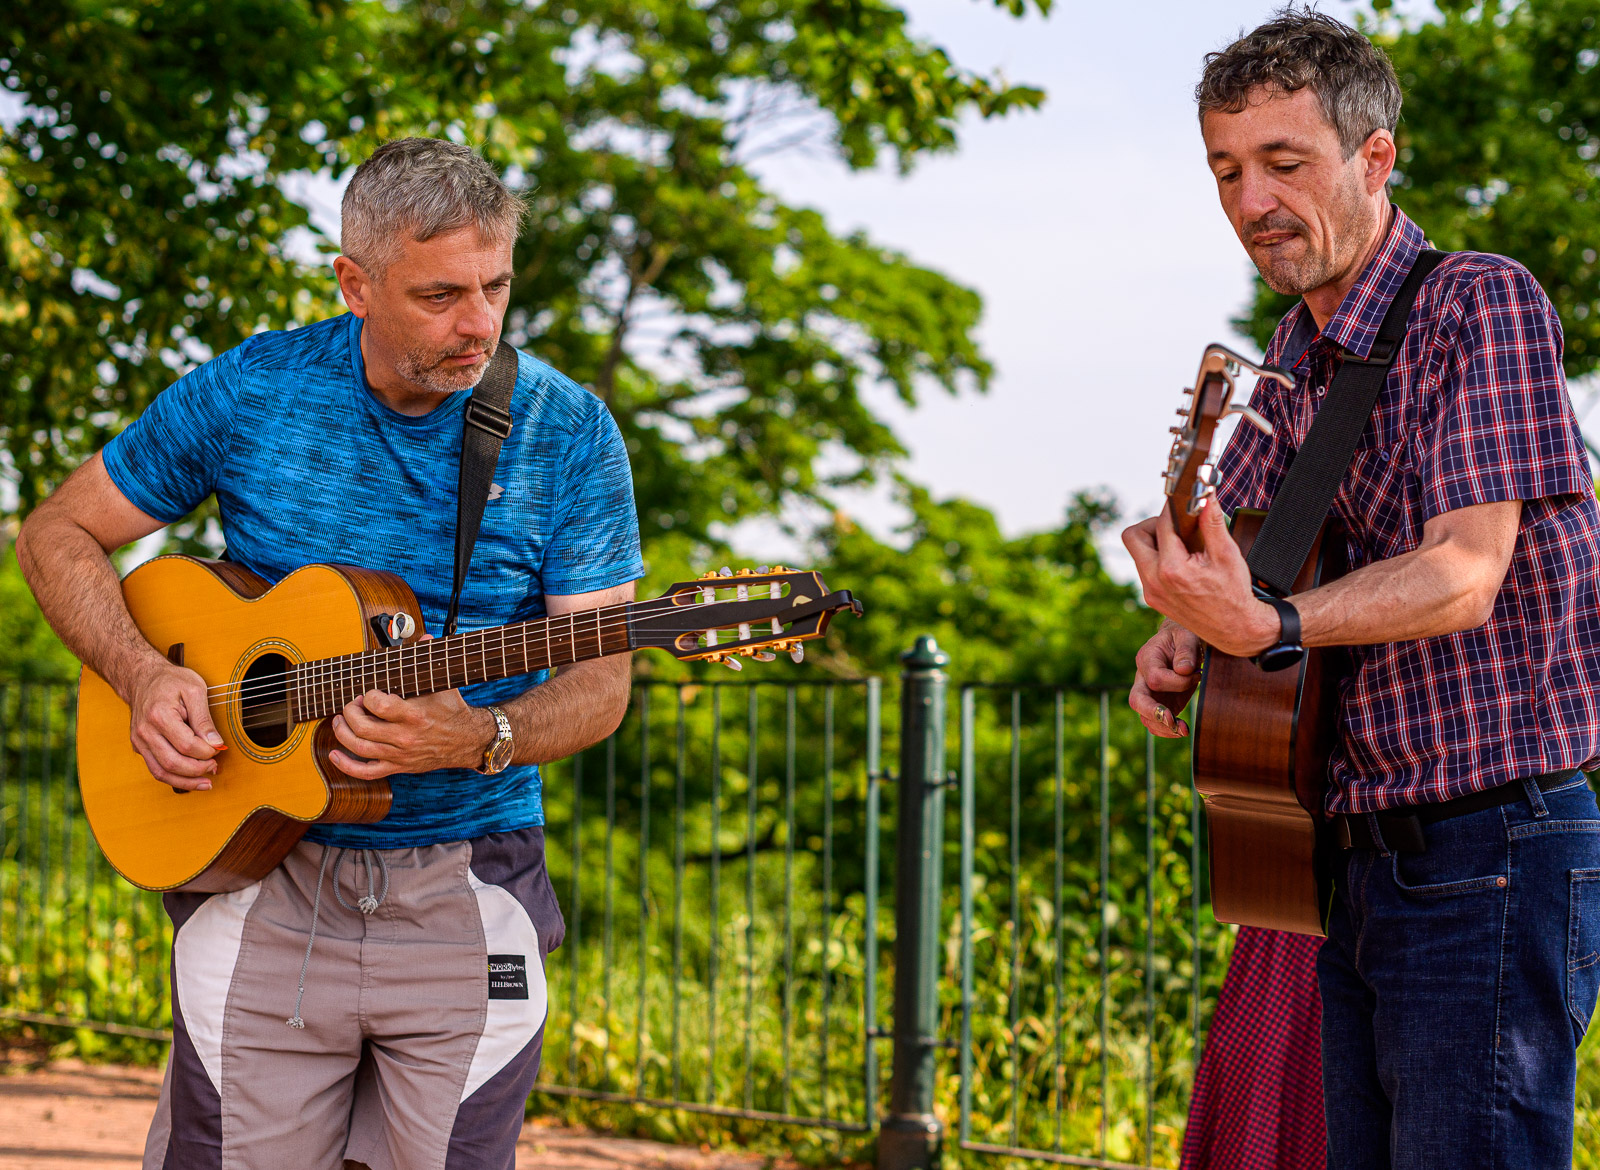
xmin=1196 ymin=6 xmax=1401 ymax=159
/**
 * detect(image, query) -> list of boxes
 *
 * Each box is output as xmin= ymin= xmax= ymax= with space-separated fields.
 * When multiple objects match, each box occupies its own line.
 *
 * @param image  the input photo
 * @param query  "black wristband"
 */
xmin=1251 ymin=594 xmax=1306 ymax=673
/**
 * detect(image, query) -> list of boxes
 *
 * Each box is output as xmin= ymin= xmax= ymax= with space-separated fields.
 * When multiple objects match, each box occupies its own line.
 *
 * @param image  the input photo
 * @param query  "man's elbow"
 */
xmin=1446 ymin=567 xmax=1506 ymax=632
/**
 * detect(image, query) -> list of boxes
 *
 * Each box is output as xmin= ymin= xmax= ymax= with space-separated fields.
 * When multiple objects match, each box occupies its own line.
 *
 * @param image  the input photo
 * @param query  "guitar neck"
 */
xmin=290 ymin=604 xmax=634 ymax=723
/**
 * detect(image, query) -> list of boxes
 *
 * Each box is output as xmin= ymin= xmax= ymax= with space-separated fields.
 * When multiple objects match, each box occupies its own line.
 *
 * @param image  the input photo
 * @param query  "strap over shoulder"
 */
xmin=1245 ymin=249 xmax=1447 ymax=596
xmin=444 ymin=341 xmax=519 ymax=637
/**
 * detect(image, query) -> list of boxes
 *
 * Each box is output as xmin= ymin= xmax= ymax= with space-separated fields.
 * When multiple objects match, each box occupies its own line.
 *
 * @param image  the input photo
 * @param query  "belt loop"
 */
xmin=1364 ymin=811 xmax=1391 ymax=857
xmin=1523 ymin=776 xmax=1550 ymax=818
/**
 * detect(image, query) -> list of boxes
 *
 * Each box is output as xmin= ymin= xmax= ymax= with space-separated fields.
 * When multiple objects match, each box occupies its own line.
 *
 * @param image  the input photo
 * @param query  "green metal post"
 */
xmin=879 ymin=636 xmax=950 ymax=1170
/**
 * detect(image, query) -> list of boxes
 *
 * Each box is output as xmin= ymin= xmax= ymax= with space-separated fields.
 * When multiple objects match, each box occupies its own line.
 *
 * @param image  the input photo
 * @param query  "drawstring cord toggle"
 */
xmin=286 ymin=847 xmax=389 ymax=1029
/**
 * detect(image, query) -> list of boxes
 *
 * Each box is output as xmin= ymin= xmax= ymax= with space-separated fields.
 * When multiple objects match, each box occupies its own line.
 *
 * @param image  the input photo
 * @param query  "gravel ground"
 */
xmin=0 ymin=1060 xmax=790 ymax=1170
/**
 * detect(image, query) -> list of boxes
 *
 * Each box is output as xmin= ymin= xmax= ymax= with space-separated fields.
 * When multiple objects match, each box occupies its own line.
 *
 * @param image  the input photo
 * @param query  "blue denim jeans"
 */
xmin=1319 ymin=774 xmax=1600 ymax=1169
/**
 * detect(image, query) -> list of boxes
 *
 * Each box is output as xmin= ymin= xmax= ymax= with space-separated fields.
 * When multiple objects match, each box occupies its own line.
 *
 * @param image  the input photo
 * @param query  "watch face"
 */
xmin=486 ymin=736 xmax=515 ymax=772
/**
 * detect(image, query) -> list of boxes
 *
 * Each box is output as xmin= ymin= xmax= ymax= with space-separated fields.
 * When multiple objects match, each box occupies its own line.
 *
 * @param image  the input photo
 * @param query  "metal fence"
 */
xmin=0 ymin=658 xmax=1223 ymax=1170
xmin=953 ymin=685 xmax=1217 ymax=1170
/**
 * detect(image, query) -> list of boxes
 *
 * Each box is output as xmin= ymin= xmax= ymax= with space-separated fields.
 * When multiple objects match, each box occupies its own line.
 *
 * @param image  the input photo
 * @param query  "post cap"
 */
xmin=901 ymin=635 xmax=950 ymax=670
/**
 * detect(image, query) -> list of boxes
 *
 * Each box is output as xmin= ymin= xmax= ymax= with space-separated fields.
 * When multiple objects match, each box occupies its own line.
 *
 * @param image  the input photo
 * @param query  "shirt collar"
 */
xmin=1315 ymin=206 xmax=1425 ymax=360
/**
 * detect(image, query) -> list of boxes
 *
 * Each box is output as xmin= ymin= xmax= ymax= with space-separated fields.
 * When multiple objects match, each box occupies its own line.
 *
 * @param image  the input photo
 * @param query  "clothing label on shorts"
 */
xmin=487 ymin=955 xmax=529 ymax=1000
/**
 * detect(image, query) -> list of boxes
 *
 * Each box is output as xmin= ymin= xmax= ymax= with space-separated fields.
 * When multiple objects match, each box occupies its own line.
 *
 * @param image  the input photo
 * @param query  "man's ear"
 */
xmin=1361 ymin=128 xmax=1397 ymax=196
xmin=333 ymin=255 xmax=374 ymax=318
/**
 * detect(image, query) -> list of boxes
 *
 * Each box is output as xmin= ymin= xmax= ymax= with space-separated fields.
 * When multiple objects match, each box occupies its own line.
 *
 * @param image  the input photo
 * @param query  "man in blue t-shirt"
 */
xmin=17 ymin=137 xmax=644 ymax=1170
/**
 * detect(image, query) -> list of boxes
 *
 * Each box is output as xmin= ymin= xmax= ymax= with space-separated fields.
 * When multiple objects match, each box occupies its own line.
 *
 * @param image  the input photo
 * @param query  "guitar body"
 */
xmin=75 ymin=558 xmax=859 ymax=894
xmin=77 ymin=557 xmax=413 ymax=893
xmin=1192 ymin=509 xmax=1349 ymax=936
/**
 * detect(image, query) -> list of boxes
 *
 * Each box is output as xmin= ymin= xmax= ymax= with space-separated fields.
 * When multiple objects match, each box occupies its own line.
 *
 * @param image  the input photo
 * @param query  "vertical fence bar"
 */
xmin=1008 ymin=690 xmax=1022 ymax=1144
xmin=782 ymin=685 xmax=796 ymax=1115
xmin=1099 ymin=690 xmax=1110 ymax=1158
xmin=635 ymin=688 xmax=651 ymax=1096
xmin=864 ymin=677 xmax=882 ymax=1125
xmin=879 ymin=636 xmax=949 ymax=1170
xmin=707 ymin=687 xmax=722 ymax=1104
xmin=568 ymin=751 xmax=583 ymax=1087
xmin=603 ymin=736 xmax=616 ymax=1056
xmin=819 ymin=686 xmax=835 ymax=1116
xmin=958 ymin=685 xmax=975 ymax=1147
xmin=1146 ymin=733 xmax=1157 ymax=1161
xmin=744 ymin=688 xmax=758 ymax=1112
xmin=1053 ymin=690 xmax=1066 ymax=1153
xmin=671 ymin=689 xmax=686 ymax=1101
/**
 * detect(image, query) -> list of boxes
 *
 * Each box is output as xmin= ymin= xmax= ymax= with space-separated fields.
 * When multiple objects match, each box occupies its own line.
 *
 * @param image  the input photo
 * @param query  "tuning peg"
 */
xmin=1220 ymin=402 xmax=1274 ymax=436
xmin=719 ymin=566 xmax=733 ymax=577
xmin=755 ymin=565 xmax=770 ymax=574
xmin=722 ymin=655 xmax=743 ymax=671
xmin=751 ymin=651 xmax=777 ymax=662
xmin=1168 ymin=425 xmax=1184 ymax=435
xmin=789 ymin=643 xmax=804 ymax=664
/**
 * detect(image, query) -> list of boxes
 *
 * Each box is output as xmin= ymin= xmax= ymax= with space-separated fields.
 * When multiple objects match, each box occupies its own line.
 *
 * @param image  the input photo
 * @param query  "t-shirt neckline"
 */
xmin=345 ymin=313 xmax=471 ymax=430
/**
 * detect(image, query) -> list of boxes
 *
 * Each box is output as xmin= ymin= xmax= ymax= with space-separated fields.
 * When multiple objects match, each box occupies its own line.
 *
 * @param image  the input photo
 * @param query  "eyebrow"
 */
xmin=1209 ymin=139 xmax=1308 ymax=162
xmin=408 ymin=269 xmax=516 ymax=295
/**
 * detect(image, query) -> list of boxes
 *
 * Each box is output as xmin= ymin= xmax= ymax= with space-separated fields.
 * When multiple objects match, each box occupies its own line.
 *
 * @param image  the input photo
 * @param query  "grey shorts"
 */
xmin=145 ymin=827 xmax=564 ymax=1170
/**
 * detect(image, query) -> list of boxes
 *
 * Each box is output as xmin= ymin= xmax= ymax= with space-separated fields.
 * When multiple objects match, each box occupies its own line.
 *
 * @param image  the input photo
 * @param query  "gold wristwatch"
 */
xmin=477 ymin=706 xmax=514 ymax=775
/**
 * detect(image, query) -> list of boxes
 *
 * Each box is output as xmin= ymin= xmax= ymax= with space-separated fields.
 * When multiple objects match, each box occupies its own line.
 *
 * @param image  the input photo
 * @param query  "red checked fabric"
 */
xmin=1214 ymin=207 xmax=1600 ymax=814
xmin=1180 ymin=927 xmax=1325 ymax=1170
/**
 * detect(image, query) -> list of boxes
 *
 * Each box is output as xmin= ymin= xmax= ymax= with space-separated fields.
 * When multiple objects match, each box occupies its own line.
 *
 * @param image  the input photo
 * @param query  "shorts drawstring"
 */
xmin=287 ymin=846 xmax=389 ymax=1029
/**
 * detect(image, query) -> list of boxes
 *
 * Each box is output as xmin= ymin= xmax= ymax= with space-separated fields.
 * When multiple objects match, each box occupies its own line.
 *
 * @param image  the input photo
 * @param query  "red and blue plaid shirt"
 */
xmin=1215 ymin=207 xmax=1600 ymax=813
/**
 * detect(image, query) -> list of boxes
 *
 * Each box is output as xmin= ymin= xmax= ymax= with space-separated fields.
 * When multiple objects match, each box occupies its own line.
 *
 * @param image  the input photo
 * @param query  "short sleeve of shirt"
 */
xmin=1419 ymin=266 xmax=1590 ymax=522
xmin=539 ymin=399 xmax=645 ymax=595
xmin=101 ymin=342 xmax=247 ymax=523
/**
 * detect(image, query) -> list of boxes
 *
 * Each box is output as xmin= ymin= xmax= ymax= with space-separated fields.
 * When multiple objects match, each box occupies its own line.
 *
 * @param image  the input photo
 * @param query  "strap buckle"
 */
xmin=465 ymin=398 xmax=513 ymax=439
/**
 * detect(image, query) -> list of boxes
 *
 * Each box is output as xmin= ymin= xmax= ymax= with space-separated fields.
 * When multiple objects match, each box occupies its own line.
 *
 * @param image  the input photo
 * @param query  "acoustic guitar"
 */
xmin=77 ymin=557 xmax=861 ymax=893
xmin=1161 ymin=344 xmax=1348 ymax=937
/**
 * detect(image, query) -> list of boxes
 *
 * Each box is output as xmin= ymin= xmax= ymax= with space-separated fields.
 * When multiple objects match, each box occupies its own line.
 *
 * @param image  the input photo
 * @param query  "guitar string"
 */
xmin=205 ymin=614 xmax=812 ymax=722
xmin=200 ymin=591 xmax=815 ymax=713
xmin=197 ymin=587 xmax=789 ymax=703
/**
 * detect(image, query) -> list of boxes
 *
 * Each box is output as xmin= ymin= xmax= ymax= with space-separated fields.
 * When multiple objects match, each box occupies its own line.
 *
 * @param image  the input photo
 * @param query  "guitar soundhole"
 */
xmin=239 ymin=652 xmax=292 ymax=749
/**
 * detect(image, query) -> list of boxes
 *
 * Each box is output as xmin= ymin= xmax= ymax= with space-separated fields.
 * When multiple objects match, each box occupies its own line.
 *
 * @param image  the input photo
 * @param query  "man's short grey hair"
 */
xmin=1196 ymin=6 xmax=1402 ymax=160
xmin=340 ymin=138 xmax=527 ymax=278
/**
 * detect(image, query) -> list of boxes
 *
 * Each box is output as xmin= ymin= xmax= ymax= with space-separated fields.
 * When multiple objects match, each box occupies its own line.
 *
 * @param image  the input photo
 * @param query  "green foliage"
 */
xmin=1236 ymin=0 xmax=1600 ymax=368
xmin=809 ymin=484 xmax=1157 ymax=687
xmin=0 ymin=548 xmax=76 ymax=679
xmin=1 ymin=0 xmax=1044 ymax=546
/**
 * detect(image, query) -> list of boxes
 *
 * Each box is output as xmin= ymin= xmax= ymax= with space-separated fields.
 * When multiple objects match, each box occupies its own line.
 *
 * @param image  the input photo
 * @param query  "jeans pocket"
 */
xmin=1389 ymin=834 xmax=1509 ymax=897
xmin=1569 ymin=868 xmax=1600 ymax=1044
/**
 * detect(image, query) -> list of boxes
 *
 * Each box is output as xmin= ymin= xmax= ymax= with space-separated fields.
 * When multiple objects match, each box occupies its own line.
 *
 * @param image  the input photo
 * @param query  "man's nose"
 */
xmin=457 ymin=293 xmax=496 ymax=341
xmin=1236 ymin=168 xmax=1279 ymax=223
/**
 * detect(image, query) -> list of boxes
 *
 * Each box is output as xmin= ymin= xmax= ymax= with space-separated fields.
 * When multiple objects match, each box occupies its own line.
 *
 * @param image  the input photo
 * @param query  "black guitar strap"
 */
xmin=443 ymin=341 xmax=518 ymax=637
xmin=1246 ymin=248 xmax=1446 ymax=596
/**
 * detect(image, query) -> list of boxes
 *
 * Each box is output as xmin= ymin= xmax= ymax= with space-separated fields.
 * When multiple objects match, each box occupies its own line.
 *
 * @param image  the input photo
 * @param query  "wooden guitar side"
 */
xmin=76 ymin=557 xmax=419 ymax=893
xmin=1192 ymin=510 xmax=1348 ymax=936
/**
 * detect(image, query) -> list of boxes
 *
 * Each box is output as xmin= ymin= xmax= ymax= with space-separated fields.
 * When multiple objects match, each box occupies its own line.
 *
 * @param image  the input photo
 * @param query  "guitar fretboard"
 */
xmin=289 ymin=606 xmax=634 ymax=722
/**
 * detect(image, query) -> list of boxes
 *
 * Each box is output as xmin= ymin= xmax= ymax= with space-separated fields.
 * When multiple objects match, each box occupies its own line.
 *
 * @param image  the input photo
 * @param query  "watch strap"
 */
xmin=478 ymin=705 xmax=514 ymax=775
xmin=1251 ymin=594 xmax=1306 ymax=673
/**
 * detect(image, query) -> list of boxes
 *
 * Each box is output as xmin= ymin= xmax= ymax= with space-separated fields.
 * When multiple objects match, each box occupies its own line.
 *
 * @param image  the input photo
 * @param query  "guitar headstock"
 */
xmin=630 ymin=566 xmax=864 ymax=669
xmin=1163 ymin=343 xmax=1292 ymax=549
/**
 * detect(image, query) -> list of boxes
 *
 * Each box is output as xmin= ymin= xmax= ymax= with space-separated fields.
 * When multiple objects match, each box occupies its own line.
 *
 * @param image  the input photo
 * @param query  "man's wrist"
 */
xmin=465 ymin=706 xmax=499 ymax=769
xmin=1245 ymin=598 xmax=1285 ymax=657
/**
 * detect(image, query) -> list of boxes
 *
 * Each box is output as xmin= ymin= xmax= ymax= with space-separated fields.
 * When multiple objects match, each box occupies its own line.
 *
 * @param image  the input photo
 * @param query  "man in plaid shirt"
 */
xmin=1124 ymin=11 xmax=1600 ymax=1168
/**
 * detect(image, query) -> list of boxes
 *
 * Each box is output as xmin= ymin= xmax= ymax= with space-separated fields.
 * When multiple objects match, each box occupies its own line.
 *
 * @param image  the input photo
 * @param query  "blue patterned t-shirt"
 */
xmin=102 ymin=313 xmax=645 ymax=847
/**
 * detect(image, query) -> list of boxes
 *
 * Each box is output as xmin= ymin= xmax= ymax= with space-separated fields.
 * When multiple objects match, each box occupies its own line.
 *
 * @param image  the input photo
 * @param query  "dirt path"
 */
xmin=0 ymin=1062 xmax=787 ymax=1170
